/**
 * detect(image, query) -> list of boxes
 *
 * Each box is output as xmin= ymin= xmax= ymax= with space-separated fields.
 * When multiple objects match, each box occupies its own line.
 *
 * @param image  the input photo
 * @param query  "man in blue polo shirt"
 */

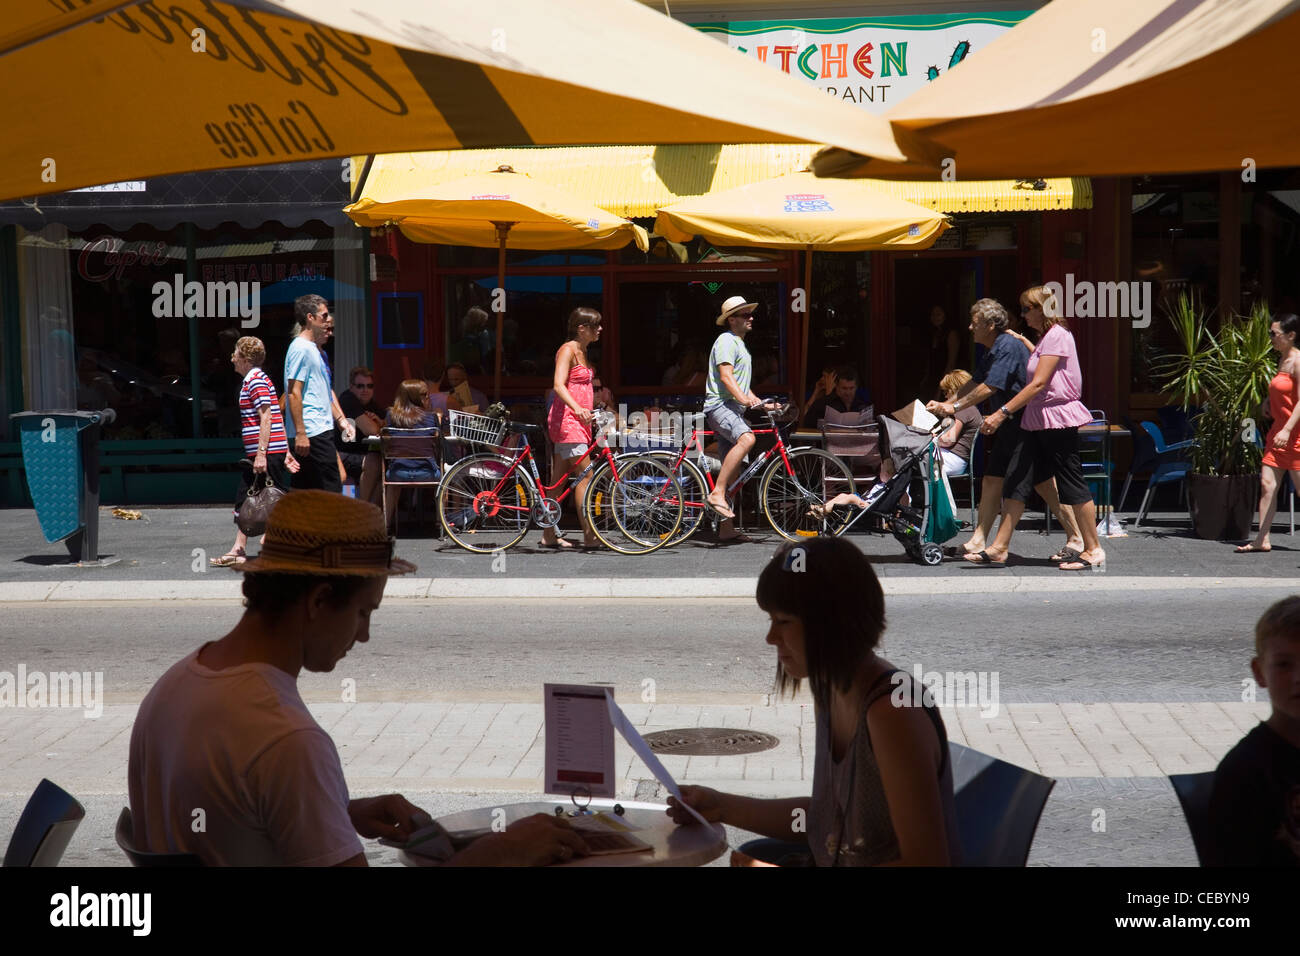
xmin=285 ymin=295 xmax=353 ymax=492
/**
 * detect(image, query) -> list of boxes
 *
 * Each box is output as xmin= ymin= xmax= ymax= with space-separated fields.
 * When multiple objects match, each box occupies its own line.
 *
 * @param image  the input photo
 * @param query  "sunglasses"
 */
xmin=353 ymin=382 xmax=374 ymax=389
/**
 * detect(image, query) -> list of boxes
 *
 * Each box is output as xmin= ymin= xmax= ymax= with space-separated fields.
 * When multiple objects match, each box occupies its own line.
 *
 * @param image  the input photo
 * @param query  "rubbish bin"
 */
xmin=10 ymin=410 xmax=108 ymax=563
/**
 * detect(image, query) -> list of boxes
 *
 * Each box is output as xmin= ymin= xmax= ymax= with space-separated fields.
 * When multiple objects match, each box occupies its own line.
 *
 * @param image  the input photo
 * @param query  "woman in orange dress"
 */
xmin=1237 ymin=312 xmax=1300 ymax=553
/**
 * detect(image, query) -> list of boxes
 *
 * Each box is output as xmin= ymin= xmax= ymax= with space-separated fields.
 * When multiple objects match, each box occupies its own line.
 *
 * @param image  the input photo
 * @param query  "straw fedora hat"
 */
xmin=716 ymin=295 xmax=758 ymax=326
xmin=238 ymin=491 xmax=417 ymax=577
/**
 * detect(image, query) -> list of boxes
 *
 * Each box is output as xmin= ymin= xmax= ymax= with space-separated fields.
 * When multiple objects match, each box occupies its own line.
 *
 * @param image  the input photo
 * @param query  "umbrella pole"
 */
xmin=798 ymin=245 xmax=813 ymax=408
xmin=492 ymin=222 xmax=512 ymax=403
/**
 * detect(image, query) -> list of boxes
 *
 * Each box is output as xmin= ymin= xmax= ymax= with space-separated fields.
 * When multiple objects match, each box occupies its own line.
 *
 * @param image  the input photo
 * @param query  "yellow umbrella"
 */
xmin=814 ymin=0 xmax=1300 ymax=179
xmin=0 ymin=0 xmax=941 ymax=202
xmin=347 ymin=165 xmax=648 ymax=400
xmin=654 ymin=170 xmax=950 ymax=400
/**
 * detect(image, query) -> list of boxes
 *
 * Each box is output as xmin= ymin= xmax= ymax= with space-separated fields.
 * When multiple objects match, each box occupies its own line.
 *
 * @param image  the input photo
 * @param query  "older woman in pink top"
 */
xmin=542 ymin=307 xmax=603 ymax=549
xmin=975 ymin=285 xmax=1104 ymax=570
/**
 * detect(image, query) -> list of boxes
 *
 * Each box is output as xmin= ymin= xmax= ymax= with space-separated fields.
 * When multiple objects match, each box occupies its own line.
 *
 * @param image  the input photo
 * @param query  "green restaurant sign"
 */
xmin=694 ymin=12 xmax=1033 ymax=111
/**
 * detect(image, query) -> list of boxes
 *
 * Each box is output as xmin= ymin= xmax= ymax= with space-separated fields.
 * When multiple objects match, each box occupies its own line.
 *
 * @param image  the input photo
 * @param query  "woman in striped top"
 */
xmin=211 ymin=336 xmax=300 ymax=567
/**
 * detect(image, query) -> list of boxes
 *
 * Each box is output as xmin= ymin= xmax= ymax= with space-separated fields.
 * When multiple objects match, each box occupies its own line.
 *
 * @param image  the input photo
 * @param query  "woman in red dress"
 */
xmin=1237 ymin=313 xmax=1300 ymax=553
xmin=542 ymin=307 xmax=603 ymax=549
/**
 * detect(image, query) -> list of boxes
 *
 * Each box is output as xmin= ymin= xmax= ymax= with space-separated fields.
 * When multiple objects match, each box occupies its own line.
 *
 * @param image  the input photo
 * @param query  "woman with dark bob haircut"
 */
xmin=667 ymin=538 xmax=961 ymax=866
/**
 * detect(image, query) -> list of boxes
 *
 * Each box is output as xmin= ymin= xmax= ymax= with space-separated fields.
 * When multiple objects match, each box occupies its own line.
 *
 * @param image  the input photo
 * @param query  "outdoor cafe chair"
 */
xmin=115 ymin=807 xmax=203 ymax=867
xmin=3 ymin=778 xmax=85 ymax=867
xmin=945 ymin=427 xmax=981 ymax=530
xmin=1125 ymin=421 xmax=1193 ymax=527
xmin=1080 ymin=410 xmax=1114 ymax=518
xmin=949 ymin=742 xmax=1056 ymax=866
xmin=1168 ymin=771 xmax=1216 ymax=866
xmin=380 ymin=426 xmax=443 ymax=537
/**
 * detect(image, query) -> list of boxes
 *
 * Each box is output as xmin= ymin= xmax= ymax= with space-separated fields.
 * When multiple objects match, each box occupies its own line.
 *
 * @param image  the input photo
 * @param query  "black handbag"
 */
xmin=237 ymin=473 xmax=285 ymax=536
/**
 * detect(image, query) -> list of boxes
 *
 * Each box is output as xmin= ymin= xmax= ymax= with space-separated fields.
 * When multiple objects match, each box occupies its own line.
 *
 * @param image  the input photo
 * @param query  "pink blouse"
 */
xmin=1020 ymin=324 xmax=1092 ymax=431
xmin=547 ymin=360 xmax=594 ymax=444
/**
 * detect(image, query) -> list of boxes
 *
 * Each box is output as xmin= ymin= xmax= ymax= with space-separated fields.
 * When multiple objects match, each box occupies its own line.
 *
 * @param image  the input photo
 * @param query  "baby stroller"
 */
xmin=827 ymin=413 xmax=960 ymax=566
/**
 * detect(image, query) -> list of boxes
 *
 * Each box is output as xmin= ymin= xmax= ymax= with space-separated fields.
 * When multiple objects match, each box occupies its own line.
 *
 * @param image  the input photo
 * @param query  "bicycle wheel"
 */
xmin=759 ymin=447 xmax=856 ymax=540
xmin=636 ymin=452 xmax=708 ymax=545
xmin=584 ymin=456 xmax=682 ymax=555
xmin=437 ymin=454 xmax=534 ymax=552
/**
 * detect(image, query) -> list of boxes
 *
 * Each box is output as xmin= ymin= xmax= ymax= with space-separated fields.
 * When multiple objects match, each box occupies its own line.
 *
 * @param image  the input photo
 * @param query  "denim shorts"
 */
xmin=705 ymin=401 xmax=752 ymax=460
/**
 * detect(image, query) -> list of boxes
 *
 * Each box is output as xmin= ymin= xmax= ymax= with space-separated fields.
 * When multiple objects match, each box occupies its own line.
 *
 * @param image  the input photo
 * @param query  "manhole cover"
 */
xmin=643 ymin=728 xmax=780 ymax=756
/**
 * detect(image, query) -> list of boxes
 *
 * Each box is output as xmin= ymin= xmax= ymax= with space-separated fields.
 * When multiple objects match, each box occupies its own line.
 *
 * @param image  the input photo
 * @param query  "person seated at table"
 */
xmin=383 ymin=379 xmax=442 ymax=527
xmin=801 ymin=365 xmax=871 ymax=429
xmin=128 ymin=492 xmax=589 ymax=866
xmin=666 ymin=538 xmax=960 ymax=866
xmin=1206 ymin=595 xmax=1300 ymax=866
xmin=337 ymin=365 xmax=385 ymax=492
xmin=440 ymin=362 xmax=488 ymax=415
xmin=934 ymin=369 xmax=983 ymax=477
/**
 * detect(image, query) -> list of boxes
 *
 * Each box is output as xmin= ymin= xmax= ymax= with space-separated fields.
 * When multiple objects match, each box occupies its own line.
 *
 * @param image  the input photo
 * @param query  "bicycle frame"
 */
xmin=660 ymin=412 xmax=817 ymax=507
xmin=464 ymin=424 xmax=624 ymax=521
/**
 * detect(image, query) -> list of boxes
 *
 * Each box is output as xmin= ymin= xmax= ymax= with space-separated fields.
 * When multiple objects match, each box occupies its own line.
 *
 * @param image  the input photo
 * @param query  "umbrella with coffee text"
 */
xmin=346 ymin=165 xmax=648 ymax=400
xmin=0 ymin=0 xmax=942 ymax=202
xmin=813 ymin=0 xmax=1300 ymax=179
xmin=654 ymin=170 xmax=950 ymax=401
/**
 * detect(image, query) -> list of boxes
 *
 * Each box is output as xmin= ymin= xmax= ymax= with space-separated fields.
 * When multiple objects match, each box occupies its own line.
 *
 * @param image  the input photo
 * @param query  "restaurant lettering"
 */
xmin=695 ymin=13 xmax=1030 ymax=114
xmin=50 ymin=0 xmax=408 ymax=114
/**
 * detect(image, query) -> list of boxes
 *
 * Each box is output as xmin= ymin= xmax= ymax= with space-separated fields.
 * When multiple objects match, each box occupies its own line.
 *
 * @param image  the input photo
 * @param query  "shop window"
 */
xmin=616 ymin=279 xmax=786 ymax=393
xmin=377 ymin=293 xmax=424 ymax=349
xmin=437 ymin=246 xmax=606 ymax=268
xmin=442 ymin=274 xmax=602 ymax=384
xmin=1129 ymin=175 xmax=1220 ymax=394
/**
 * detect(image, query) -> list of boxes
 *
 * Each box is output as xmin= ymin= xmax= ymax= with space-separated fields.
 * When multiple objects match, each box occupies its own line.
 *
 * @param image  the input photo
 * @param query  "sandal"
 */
xmin=705 ymin=497 xmax=736 ymax=521
xmin=1049 ymin=546 xmax=1082 ymax=563
xmin=210 ymin=549 xmax=245 ymax=567
xmin=964 ymin=550 xmax=1008 ymax=566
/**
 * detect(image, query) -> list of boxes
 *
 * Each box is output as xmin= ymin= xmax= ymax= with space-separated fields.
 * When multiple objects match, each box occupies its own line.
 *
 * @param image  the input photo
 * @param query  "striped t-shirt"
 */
xmin=239 ymin=367 xmax=289 ymax=456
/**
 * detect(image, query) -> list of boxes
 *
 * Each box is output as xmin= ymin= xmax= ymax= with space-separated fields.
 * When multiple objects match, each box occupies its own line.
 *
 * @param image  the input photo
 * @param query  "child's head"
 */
xmin=1253 ymin=596 xmax=1300 ymax=722
xmin=755 ymin=538 xmax=886 ymax=709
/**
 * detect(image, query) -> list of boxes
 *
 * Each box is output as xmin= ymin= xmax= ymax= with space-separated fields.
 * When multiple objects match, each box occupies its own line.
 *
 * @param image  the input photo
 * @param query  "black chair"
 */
xmin=114 ymin=807 xmax=203 ymax=867
xmin=1168 ymin=771 xmax=1216 ymax=866
xmin=950 ymin=742 xmax=1056 ymax=866
xmin=3 ymin=779 xmax=85 ymax=866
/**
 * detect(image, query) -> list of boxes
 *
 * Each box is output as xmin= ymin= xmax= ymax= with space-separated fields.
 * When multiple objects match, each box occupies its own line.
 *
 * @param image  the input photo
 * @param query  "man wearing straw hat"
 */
xmin=703 ymin=295 xmax=774 ymax=541
xmin=128 ymin=492 xmax=589 ymax=866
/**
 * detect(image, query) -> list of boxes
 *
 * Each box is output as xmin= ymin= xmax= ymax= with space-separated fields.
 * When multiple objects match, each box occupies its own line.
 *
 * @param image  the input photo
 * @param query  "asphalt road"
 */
xmin=2 ymin=588 xmax=1289 ymax=704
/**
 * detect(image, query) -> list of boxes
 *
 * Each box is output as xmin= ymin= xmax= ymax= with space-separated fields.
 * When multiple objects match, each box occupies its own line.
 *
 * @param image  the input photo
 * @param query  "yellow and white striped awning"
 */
xmin=351 ymin=146 xmax=1089 ymax=220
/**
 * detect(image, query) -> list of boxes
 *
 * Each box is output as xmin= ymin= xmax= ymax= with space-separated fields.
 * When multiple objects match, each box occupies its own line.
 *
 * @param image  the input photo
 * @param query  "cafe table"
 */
xmin=397 ymin=798 xmax=727 ymax=868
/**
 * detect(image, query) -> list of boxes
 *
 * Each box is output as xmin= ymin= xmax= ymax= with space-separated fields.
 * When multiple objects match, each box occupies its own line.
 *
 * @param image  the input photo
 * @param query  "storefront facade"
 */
xmin=0 ymin=161 xmax=365 ymax=505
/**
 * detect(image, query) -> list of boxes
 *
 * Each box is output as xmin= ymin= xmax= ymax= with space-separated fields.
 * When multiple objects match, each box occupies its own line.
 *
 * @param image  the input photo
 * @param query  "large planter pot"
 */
xmin=1188 ymin=474 xmax=1259 ymax=540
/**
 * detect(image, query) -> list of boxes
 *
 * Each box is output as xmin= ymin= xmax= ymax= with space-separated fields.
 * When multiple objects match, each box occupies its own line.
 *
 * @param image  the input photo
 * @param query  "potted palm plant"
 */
xmin=1153 ymin=293 xmax=1275 ymax=539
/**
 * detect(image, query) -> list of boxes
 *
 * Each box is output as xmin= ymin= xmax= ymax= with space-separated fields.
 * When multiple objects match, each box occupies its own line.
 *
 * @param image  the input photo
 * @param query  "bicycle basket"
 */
xmin=447 ymin=410 xmax=508 ymax=448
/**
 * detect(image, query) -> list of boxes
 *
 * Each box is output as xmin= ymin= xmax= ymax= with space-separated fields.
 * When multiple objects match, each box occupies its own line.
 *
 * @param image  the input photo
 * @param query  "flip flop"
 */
xmin=1049 ymin=546 xmax=1083 ymax=562
xmin=705 ymin=498 xmax=736 ymax=520
xmin=964 ymin=550 xmax=1007 ymax=566
xmin=1234 ymin=544 xmax=1271 ymax=553
xmin=1060 ymin=554 xmax=1106 ymax=571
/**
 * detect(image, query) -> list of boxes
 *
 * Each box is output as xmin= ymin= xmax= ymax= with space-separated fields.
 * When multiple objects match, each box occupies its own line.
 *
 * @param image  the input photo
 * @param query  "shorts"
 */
xmin=705 ymin=401 xmax=752 ymax=461
xmin=555 ymin=442 xmax=590 ymax=461
xmin=983 ymin=416 xmax=1026 ymax=480
xmin=1004 ymin=426 xmax=1092 ymax=506
xmin=939 ymin=448 xmax=968 ymax=476
xmin=292 ymin=432 xmax=343 ymax=493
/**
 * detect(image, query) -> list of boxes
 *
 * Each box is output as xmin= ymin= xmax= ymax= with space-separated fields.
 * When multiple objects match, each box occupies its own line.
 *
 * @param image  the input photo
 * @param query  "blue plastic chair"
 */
xmin=950 ymin=742 xmax=1056 ymax=866
xmin=1079 ymin=410 xmax=1113 ymax=517
xmin=1169 ymin=771 xmax=1216 ymax=866
xmin=1128 ymin=421 xmax=1194 ymax=527
xmin=3 ymin=779 xmax=85 ymax=867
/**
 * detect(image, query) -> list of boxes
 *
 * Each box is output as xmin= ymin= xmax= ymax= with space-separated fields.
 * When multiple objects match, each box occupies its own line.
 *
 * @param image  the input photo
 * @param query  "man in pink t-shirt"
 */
xmin=128 ymin=493 xmax=591 ymax=866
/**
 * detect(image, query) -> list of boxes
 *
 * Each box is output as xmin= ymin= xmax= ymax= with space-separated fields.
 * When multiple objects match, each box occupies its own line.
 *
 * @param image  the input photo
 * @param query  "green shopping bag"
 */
xmin=924 ymin=449 xmax=960 ymax=544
